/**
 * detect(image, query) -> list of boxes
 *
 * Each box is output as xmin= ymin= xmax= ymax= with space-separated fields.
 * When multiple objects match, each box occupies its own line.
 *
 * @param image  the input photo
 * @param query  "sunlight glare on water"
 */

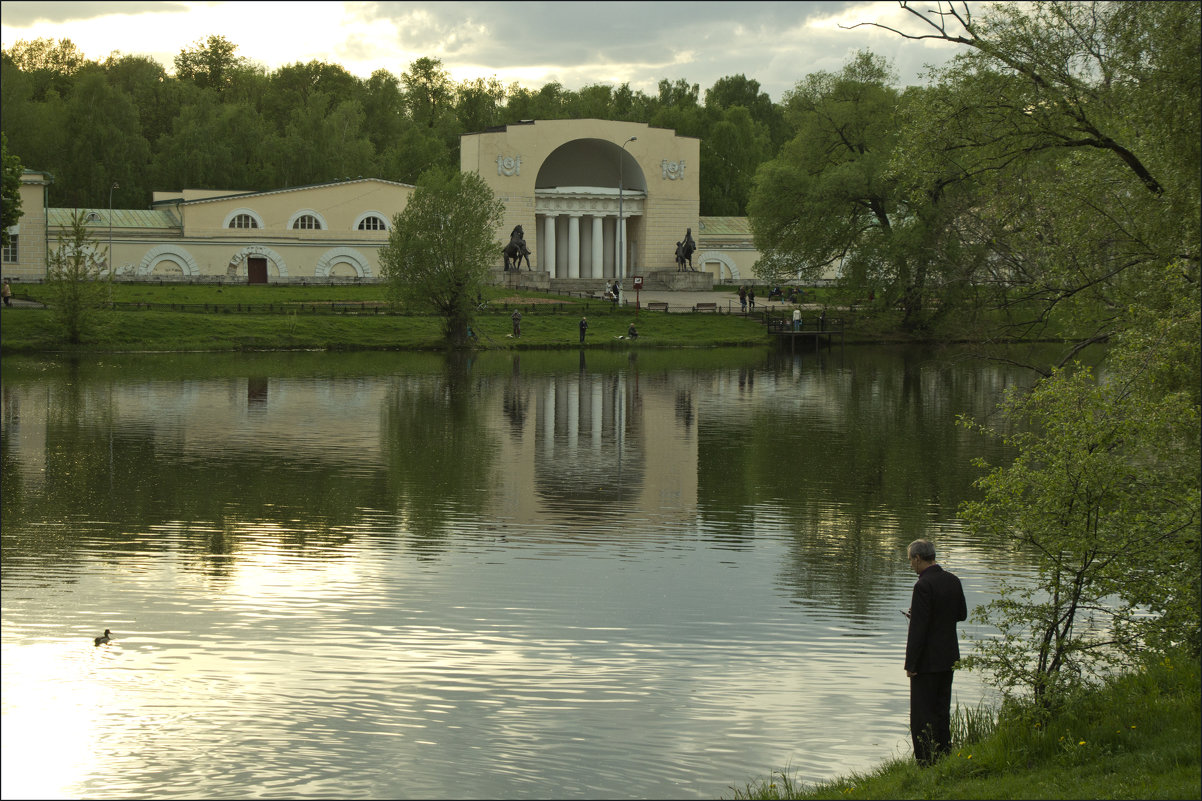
xmin=0 ymin=347 xmax=1042 ymax=799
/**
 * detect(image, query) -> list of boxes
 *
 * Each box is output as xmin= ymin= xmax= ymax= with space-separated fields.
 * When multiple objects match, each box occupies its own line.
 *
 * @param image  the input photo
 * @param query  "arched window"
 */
xmin=357 ymin=215 xmax=387 ymax=231
xmin=84 ymin=211 xmax=103 ymax=223
xmin=292 ymin=214 xmax=322 ymax=230
xmin=229 ymin=213 xmax=259 ymax=229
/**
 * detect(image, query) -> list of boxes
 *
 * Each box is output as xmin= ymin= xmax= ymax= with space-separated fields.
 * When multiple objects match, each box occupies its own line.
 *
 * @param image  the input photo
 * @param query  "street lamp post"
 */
xmin=617 ymin=137 xmax=636 ymax=280
xmin=108 ymin=182 xmax=119 ymax=274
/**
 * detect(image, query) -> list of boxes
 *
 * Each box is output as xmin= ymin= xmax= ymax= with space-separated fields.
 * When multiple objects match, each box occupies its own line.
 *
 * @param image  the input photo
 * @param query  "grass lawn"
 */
xmin=0 ymin=284 xmax=778 ymax=353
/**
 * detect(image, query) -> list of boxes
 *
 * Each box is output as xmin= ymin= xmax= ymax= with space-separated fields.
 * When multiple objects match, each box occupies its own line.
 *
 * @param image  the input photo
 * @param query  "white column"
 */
xmin=567 ymin=214 xmax=581 ymax=279
xmin=591 ymin=216 xmax=604 ymax=280
xmin=543 ymin=213 xmax=557 ymax=277
xmin=618 ymin=217 xmax=628 ymax=278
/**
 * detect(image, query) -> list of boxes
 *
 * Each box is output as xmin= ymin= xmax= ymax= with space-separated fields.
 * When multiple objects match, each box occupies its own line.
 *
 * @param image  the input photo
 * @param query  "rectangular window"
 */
xmin=1 ymin=234 xmax=17 ymax=263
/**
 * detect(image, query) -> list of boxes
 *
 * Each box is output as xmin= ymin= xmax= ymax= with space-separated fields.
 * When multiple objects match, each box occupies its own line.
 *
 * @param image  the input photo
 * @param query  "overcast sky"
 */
xmin=1 ymin=1 xmax=972 ymax=102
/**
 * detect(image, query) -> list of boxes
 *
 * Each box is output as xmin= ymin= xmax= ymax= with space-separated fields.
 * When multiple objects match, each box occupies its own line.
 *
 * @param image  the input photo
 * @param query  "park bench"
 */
xmin=646 ymin=301 xmax=669 ymax=312
xmin=693 ymin=302 xmax=718 ymax=312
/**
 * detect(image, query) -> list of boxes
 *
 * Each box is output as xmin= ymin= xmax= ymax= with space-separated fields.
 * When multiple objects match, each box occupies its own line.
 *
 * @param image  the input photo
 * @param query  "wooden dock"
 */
xmin=765 ymin=315 xmax=844 ymax=352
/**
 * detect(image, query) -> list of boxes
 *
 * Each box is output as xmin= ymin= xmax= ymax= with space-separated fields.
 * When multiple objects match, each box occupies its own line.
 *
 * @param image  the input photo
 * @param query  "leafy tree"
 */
xmin=402 ymin=56 xmax=455 ymax=129
xmin=4 ymin=37 xmax=87 ymax=100
xmin=45 ymin=211 xmax=111 ymax=344
xmin=101 ymin=53 xmax=183 ymax=148
xmin=361 ymin=69 xmax=407 ymax=153
xmin=378 ymin=169 xmax=505 ymax=345
xmin=700 ymin=106 xmax=770 ymax=216
xmin=2 ymin=132 xmax=23 ymax=249
xmin=960 ymin=269 xmax=1200 ymax=704
xmin=57 ymin=71 xmax=150 ymax=208
xmin=455 ymin=76 xmax=507 ymax=132
xmin=705 ymin=73 xmax=788 ymax=153
xmin=748 ymin=52 xmax=929 ymax=321
xmin=173 ymin=34 xmax=246 ymax=94
xmin=861 ymin=1 xmax=1201 ymax=354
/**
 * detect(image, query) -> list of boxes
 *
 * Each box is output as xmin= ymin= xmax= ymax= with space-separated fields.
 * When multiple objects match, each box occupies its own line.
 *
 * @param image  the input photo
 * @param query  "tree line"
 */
xmin=0 ymin=34 xmax=787 ymax=216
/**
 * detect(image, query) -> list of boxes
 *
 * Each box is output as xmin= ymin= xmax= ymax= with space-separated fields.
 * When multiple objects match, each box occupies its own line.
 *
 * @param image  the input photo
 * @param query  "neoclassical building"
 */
xmin=4 ymin=119 xmax=813 ymax=288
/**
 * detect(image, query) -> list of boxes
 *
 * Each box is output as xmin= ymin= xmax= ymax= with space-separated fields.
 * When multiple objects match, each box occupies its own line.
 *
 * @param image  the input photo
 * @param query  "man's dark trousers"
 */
xmin=910 ymin=670 xmax=954 ymax=765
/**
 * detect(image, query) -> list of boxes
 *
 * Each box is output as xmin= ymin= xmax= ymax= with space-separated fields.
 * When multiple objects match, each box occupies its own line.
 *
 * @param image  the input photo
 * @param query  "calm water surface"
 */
xmin=1 ymin=346 xmax=1050 ymax=799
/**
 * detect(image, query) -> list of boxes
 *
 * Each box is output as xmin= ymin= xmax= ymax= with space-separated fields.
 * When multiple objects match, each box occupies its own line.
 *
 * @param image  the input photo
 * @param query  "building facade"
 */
xmin=4 ymin=119 xmax=829 ymax=287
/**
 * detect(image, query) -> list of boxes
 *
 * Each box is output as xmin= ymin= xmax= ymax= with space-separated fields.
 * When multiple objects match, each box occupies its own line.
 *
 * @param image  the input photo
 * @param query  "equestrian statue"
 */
xmin=675 ymin=227 xmax=697 ymax=271
xmin=503 ymin=225 xmax=532 ymax=270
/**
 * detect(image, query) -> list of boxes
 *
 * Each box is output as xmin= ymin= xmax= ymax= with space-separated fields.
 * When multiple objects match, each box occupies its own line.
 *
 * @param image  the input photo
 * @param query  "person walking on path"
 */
xmin=903 ymin=538 xmax=968 ymax=767
xmin=511 ymin=309 xmax=522 ymax=338
xmin=578 ymin=316 xmax=589 ymax=344
xmin=748 ymin=287 xmax=756 ymax=310
xmin=738 ymin=285 xmax=747 ymax=313
xmin=1 ymin=278 xmax=12 ymax=307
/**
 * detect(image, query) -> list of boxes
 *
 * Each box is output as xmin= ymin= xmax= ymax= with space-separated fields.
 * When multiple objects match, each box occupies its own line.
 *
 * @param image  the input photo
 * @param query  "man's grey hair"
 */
xmin=908 ymin=539 xmax=936 ymax=561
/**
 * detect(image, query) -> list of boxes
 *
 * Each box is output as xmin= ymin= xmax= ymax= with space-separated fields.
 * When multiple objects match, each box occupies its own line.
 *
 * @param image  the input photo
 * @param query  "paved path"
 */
xmin=620 ymin=288 xmax=801 ymax=314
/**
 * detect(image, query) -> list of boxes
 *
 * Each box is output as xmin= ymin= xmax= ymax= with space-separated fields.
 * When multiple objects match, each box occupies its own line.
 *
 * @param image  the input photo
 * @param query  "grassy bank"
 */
xmin=729 ymin=654 xmax=1200 ymax=800
xmin=0 ymin=284 xmax=777 ymax=353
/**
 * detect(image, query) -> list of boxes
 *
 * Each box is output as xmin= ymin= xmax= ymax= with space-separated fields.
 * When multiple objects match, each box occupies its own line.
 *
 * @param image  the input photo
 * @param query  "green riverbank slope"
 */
xmin=729 ymin=653 xmax=1200 ymax=800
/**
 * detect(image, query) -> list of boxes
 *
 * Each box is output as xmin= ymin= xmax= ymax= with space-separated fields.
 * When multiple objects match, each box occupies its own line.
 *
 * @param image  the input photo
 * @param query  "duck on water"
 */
xmin=94 ymin=629 xmax=113 ymax=646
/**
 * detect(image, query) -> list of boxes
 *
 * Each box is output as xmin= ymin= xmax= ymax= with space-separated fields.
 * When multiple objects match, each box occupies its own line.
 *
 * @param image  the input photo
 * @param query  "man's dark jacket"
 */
xmin=905 ymin=564 xmax=968 ymax=673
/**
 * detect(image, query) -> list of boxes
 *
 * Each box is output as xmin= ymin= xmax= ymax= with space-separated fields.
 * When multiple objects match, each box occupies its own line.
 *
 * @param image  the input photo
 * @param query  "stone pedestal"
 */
xmin=640 ymin=269 xmax=712 ymax=291
xmin=490 ymin=268 xmax=550 ymax=290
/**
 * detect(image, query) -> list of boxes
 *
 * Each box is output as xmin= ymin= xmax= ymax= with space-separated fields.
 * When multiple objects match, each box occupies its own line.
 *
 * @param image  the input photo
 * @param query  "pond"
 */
xmin=1 ymin=345 xmax=1054 ymax=799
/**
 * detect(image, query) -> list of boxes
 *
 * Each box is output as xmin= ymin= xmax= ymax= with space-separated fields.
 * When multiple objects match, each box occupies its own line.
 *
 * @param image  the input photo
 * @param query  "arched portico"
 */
xmin=534 ymin=139 xmax=647 ymax=280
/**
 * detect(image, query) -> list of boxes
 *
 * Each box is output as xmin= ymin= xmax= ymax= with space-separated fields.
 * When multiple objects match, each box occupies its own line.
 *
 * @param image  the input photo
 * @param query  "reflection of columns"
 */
xmin=566 ymin=381 xmax=579 ymax=455
xmin=567 ymin=214 xmax=581 ymax=279
xmin=542 ymin=383 xmax=556 ymax=458
xmin=591 ymin=383 xmax=603 ymax=450
xmin=591 ymin=216 xmax=603 ymax=281
xmin=543 ymin=213 xmax=558 ymax=276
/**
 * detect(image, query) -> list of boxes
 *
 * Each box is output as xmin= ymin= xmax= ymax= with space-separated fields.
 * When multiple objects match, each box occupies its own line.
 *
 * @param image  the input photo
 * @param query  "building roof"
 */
xmin=698 ymin=217 xmax=752 ymax=238
xmin=151 ymin=177 xmax=415 ymax=208
xmin=48 ymin=208 xmax=180 ymax=229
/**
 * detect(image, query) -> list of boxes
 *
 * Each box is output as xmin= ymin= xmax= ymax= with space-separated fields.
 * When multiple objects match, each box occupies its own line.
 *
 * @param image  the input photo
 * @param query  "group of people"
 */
xmin=603 ymin=281 xmax=621 ymax=304
xmin=737 ymin=285 xmax=756 ymax=312
xmin=767 ymin=285 xmax=804 ymax=303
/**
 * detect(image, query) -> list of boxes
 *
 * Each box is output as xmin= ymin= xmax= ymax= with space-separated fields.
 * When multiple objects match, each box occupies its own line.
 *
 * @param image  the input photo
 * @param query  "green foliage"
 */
xmin=45 ymin=211 xmax=112 ymax=344
xmin=959 ymin=270 xmax=1200 ymax=703
xmin=172 ymin=34 xmax=246 ymax=94
xmin=378 ymin=169 xmax=505 ymax=345
xmin=1 ymin=132 xmax=22 ymax=248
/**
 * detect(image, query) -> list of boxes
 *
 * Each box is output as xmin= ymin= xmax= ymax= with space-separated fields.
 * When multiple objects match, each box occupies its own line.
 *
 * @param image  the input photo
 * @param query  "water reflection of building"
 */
xmin=0 ymin=363 xmax=697 ymax=531
xmin=496 ymin=369 xmax=696 ymax=529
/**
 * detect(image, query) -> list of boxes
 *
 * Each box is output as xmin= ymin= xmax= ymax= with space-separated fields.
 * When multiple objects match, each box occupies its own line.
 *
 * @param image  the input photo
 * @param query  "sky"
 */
xmin=0 ymin=1 xmax=972 ymax=102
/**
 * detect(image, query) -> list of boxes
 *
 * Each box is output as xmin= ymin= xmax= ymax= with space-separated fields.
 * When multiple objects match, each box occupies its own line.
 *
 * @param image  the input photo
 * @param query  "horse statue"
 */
xmin=679 ymin=227 xmax=696 ymax=271
xmin=503 ymin=225 xmax=532 ymax=270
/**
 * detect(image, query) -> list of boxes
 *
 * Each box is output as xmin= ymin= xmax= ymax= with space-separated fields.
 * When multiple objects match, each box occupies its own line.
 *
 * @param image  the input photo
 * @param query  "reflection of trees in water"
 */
xmin=696 ymin=347 xmax=1035 ymax=614
xmin=531 ymin=372 xmax=644 ymax=518
xmin=382 ymin=353 xmax=498 ymax=552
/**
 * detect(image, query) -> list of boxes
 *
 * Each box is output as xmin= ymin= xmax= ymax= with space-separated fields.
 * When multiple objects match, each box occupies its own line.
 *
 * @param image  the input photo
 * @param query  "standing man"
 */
xmin=904 ymin=539 xmax=968 ymax=767
xmin=578 ymin=316 xmax=588 ymax=344
xmin=511 ymin=309 xmax=522 ymax=338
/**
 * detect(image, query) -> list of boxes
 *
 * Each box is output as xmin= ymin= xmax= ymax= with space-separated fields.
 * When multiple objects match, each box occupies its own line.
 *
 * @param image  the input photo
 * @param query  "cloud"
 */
xmin=0 ymin=1 xmax=193 ymax=27
xmin=1 ymin=1 xmax=970 ymax=101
